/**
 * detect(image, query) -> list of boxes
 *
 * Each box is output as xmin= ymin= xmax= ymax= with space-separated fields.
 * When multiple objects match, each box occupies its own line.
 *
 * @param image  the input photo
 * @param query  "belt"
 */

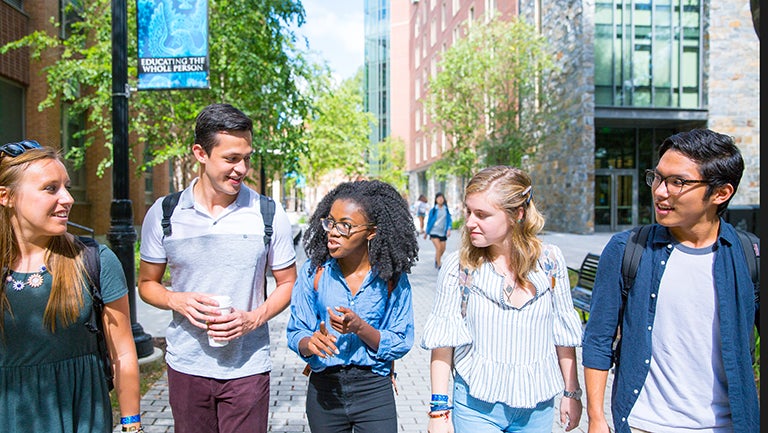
xmin=317 ymin=364 xmax=373 ymax=375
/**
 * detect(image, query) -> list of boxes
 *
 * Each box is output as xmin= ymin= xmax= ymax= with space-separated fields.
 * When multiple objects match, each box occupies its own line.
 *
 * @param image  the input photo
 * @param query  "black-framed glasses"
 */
xmin=645 ymin=169 xmax=709 ymax=194
xmin=0 ymin=140 xmax=42 ymax=158
xmin=320 ymin=218 xmax=375 ymax=236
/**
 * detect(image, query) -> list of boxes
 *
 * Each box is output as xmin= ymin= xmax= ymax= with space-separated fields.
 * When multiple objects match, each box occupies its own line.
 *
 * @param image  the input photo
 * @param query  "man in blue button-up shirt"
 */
xmin=582 ymin=129 xmax=759 ymax=433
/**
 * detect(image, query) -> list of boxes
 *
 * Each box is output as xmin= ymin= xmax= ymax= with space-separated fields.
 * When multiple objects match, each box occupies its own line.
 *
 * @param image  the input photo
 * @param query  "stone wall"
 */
xmin=705 ymin=0 xmax=760 ymax=205
xmin=520 ymin=0 xmax=596 ymax=234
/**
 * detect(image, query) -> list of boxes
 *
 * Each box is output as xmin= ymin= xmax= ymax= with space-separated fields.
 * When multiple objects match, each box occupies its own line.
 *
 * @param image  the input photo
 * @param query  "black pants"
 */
xmin=306 ymin=365 xmax=397 ymax=433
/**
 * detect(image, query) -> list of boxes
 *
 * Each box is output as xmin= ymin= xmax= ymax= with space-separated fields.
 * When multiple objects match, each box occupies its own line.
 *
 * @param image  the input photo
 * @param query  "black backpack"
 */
xmin=159 ymin=191 xmax=276 ymax=248
xmin=158 ymin=191 xmax=277 ymax=299
xmin=613 ymin=224 xmax=760 ymax=365
xmin=80 ymin=236 xmax=114 ymax=391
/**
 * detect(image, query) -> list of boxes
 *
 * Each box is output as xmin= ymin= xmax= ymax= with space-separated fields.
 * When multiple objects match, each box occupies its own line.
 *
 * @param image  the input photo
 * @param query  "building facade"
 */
xmin=389 ymin=0 xmax=759 ymax=233
xmin=1 ymin=0 xmax=171 ymax=235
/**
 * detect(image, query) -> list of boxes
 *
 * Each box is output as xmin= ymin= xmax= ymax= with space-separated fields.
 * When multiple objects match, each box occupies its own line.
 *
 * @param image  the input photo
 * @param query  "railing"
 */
xmin=67 ymin=221 xmax=95 ymax=238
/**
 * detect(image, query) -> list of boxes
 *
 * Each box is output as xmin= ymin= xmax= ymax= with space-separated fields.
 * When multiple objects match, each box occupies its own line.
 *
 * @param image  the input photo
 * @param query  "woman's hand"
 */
xmin=560 ymin=395 xmax=583 ymax=431
xmin=301 ymin=322 xmax=338 ymax=358
xmin=328 ymin=306 xmax=366 ymax=334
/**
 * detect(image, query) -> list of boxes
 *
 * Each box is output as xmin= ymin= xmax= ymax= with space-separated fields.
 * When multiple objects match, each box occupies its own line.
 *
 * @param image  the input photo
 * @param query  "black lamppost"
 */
xmin=110 ymin=0 xmax=154 ymax=358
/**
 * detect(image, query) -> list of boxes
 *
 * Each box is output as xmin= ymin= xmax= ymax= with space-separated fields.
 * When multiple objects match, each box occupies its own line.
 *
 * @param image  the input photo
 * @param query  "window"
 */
xmin=594 ymin=0 xmax=702 ymax=108
xmin=61 ymin=103 xmax=87 ymax=203
xmin=60 ymin=0 xmax=84 ymax=39
xmin=0 ymin=79 xmax=25 ymax=144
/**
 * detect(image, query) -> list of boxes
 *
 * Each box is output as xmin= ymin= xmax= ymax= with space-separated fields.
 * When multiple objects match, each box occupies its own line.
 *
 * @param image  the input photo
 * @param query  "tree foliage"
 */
xmin=425 ymin=15 xmax=562 ymax=180
xmin=371 ymin=135 xmax=407 ymax=192
xmin=2 ymin=0 xmax=315 ymax=189
xmin=299 ymin=67 xmax=375 ymax=184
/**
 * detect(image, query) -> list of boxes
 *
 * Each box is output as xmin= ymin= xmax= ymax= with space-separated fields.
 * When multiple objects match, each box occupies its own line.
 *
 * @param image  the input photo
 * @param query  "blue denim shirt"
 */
xmin=286 ymin=259 xmax=415 ymax=377
xmin=582 ymin=221 xmax=759 ymax=433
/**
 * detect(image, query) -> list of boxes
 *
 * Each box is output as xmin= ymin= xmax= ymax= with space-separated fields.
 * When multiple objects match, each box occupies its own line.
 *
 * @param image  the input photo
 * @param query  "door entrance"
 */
xmin=595 ymin=169 xmax=637 ymax=232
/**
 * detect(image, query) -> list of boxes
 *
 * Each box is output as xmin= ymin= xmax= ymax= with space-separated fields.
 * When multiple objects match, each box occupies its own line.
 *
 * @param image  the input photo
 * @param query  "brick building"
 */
xmin=384 ymin=0 xmax=759 ymax=233
xmin=2 ymin=0 xmax=169 ymax=235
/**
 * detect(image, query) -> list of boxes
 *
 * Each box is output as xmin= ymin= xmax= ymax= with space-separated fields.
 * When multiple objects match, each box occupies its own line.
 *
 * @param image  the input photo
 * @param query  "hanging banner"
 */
xmin=136 ymin=0 xmax=210 ymax=90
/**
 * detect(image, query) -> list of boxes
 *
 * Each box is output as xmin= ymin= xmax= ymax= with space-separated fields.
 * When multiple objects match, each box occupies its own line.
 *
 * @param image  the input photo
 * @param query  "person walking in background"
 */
xmin=138 ymin=104 xmax=297 ymax=433
xmin=582 ymin=129 xmax=760 ymax=433
xmin=0 ymin=141 xmax=141 ymax=432
xmin=421 ymin=166 xmax=583 ymax=433
xmin=425 ymin=192 xmax=452 ymax=269
xmin=287 ymin=179 xmax=418 ymax=433
xmin=415 ymin=194 xmax=429 ymax=234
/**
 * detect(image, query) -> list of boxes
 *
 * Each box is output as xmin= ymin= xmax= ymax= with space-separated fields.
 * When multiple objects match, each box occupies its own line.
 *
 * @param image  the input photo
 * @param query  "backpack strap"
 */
xmin=621 ymin=225 xmax=651 ymax=295
xmin=734 ymin=229 xmax=760 ymax=362
xmin=734 ymin=229 xmax=760 ymax=292
xmin=161 ymin=191 xmax=183 ymax=238
xmin=78 ymin=236 xmax=114 ymax=391
xmin=612 ymin=225 xmax=651 ymax=366
xmin=259 ymin=194 xmax=275 ymax=248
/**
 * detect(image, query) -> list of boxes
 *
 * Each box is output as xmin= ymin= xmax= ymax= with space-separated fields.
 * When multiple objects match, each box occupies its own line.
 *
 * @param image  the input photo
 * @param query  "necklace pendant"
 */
xmin=27 ymin=273 xmax=45 ymax=288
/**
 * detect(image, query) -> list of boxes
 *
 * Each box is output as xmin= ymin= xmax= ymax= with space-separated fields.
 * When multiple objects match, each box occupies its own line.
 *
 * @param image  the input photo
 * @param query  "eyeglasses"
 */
xmin=0 ymin=140 xmax=42 ymax=158
xmin=645 ymin=169 xmax=709 ymax=194
xmin=320 ymin=218 xmax=375 ymax=236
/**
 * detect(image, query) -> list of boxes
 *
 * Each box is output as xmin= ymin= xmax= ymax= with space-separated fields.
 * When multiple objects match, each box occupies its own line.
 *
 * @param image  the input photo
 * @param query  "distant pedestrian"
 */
xmin=287 ymin=179 xmax=418 ymax=433
xmin=421 ymin=166 xmax=583 ymax=433
xmin=582 ymin=129 xmax=760 ymax=433
xmin=425 ymin=192 xmax=452 ymax=269
xmin=415 ymin=194 xmax=428 ymax=234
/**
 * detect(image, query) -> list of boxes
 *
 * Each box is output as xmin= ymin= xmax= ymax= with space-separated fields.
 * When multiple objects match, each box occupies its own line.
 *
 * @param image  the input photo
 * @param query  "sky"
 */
xmin=294 ymin=0 xmax=365 ymax=82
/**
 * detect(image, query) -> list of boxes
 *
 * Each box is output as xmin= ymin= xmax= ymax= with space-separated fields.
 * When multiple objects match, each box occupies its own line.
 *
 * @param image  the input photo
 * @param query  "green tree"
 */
xmin=2 ymin=0 xmax=315 ymax=189
xmin=300 ymin=67 xmax=375 ymax=184
xmin=371 ymin=136 xmax=407 ymax=192
xmin=425 ymin=15 xmax=563 ymax=180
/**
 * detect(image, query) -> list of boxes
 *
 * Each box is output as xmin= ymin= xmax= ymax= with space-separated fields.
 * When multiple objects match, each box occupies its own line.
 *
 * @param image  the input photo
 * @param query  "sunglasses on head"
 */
xmin=0 ymin=140 xmax=42 ymax=158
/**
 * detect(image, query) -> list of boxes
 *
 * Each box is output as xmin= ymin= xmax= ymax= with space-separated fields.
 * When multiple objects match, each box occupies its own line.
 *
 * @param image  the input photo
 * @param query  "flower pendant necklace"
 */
xmin=6 ymin=265 xmax=48 ymax=291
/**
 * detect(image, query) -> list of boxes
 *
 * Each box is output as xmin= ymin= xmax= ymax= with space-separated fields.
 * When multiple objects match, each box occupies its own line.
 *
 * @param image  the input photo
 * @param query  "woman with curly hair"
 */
xmin=421 ymin=166 xmax=583 ymax=433
xmin=287 ymin=179 xmax=418 ymax=433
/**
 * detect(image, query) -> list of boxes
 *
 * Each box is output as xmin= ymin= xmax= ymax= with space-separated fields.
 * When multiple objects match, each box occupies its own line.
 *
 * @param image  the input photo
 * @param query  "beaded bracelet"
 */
xmin=121 ymin=414 xmax=141 ymax=425
xmin=428 ymin=410 xmax=451 ymax=420
xmin=121 ymin=426 xmax=144 ymax=433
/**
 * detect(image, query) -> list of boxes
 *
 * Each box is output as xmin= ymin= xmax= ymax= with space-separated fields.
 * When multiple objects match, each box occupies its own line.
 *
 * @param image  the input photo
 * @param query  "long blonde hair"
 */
xmin=0 ymin=147 xmax=88 ymax=335
xmin=459 ymin=166 xmax=545 ymax=285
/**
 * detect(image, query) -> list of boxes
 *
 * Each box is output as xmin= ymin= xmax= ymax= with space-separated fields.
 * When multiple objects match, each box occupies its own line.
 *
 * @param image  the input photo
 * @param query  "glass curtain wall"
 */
xmin=594 ymin=0 xmax=703 ymax=108
xmin=364 ymin=0 xmax=391 ymax=176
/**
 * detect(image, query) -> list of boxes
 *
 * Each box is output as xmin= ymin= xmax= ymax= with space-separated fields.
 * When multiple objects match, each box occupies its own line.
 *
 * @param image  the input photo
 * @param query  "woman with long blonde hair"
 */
xmin=421 ymin=166 xmax=583 ymax=433
xmin=0 ymin=141 xmax=141 ymax=432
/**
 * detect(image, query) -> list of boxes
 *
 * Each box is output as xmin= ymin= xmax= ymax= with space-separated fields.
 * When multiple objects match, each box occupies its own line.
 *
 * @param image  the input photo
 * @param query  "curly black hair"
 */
xmin=302 ymin=180 xmax=419 ymax=281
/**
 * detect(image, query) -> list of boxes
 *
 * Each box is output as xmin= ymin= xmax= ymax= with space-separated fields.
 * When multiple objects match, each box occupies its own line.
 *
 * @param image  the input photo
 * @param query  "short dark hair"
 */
xmin=658 ymin=128 xmax=744 ymax=215
xmin=194 ymin=103 xmax=253 ymax=155
xmin=303 ymin=180 xmax=419 ymax=281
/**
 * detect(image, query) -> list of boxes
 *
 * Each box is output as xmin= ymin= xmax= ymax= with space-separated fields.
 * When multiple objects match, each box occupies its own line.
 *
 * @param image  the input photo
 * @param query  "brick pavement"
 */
xmin=127 ymin=230 xmax=615 ymax=433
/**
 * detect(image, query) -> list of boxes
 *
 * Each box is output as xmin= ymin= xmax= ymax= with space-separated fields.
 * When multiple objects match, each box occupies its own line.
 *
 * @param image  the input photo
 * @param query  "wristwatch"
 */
xmin=563 ymin=388 xmax=583 ymax=400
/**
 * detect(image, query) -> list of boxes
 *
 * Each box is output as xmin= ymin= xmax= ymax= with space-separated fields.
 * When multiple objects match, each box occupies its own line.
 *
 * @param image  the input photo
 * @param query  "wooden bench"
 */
xmin=568 ymin=253 xmax=601 ymax=323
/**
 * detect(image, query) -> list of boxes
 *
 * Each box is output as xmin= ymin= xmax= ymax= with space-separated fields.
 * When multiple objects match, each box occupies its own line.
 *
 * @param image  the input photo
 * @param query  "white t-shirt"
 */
xmin=629 ymin=242 xmax=732 ymax=432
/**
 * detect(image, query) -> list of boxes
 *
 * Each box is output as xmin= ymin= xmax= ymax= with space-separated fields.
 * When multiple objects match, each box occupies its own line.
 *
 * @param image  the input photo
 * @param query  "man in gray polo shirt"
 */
xmin=138 ymin=103 xmax=297 ymax=433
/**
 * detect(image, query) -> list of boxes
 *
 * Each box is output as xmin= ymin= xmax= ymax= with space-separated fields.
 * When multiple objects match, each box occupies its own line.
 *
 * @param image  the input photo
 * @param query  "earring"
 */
xmin=516 ymin=218 xmax=523 ymax=223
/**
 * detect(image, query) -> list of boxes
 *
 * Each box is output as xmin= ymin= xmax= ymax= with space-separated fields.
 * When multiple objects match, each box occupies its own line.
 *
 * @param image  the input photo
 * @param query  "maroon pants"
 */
xmin=167 ymin=366 xmax=270 ymax=433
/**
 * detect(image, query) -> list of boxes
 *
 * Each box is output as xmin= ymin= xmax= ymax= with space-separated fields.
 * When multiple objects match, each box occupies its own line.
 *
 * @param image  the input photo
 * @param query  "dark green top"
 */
xmin=1 ymin=245 xmax=128 ymax=433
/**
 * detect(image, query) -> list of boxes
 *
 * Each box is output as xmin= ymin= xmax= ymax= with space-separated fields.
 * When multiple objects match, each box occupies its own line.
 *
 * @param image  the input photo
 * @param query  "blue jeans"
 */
xmin=453 ymin=374 xmax=555 ymax=433
xmin=306 ymin=365 xmax=396 ymax=433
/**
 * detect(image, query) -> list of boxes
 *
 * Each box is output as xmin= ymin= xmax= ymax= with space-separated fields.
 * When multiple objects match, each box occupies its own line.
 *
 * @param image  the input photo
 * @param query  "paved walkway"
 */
xmin=125 ymin=230 xmax=616 ymax=433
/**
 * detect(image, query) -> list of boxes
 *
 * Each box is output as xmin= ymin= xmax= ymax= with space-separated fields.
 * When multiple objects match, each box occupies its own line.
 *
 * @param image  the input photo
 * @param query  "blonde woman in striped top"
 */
xmin=421 ymin=166 xmax=584 ymax=433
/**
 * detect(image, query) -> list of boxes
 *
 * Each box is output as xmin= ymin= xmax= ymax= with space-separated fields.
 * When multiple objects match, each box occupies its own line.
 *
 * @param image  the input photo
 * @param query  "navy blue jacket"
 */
xmin=582 ymin=221 xmax=759 ymax=433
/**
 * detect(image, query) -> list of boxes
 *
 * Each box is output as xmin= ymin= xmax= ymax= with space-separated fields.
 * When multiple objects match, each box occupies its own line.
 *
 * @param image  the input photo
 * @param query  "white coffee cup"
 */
xmin=207 ymin=295 xmax=233 ymax=347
